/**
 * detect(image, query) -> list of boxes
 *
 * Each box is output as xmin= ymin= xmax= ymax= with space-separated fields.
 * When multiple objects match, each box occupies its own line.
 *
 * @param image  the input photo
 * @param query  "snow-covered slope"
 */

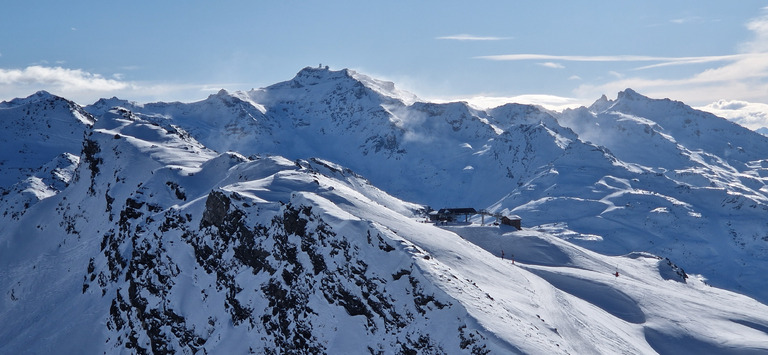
xmin=84 ymin=67 xmax=586 ymax=209
xmin=2 ymin=67 xmax=768 ymax=353
xmin=83 ymin=68 xmax=768 ymax=304
xmin=2 ymin=107 xmax=768 ymax=354
xmin=0 ymin=91 xmax=93 ymax=190
xmin=519 ymin=90 xmax=768 ymax=301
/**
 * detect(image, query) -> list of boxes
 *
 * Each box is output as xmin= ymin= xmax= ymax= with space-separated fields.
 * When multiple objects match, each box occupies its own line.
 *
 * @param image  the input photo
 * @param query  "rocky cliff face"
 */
xmin=1 ymin=108 xmax=502 ymax=353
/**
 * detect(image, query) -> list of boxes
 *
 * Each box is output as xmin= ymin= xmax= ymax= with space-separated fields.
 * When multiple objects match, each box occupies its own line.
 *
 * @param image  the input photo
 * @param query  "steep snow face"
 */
xmin=569 ymin=89 xmax=768 ymax=170
xmin=3 ymin=107 xmax=768 ymax=354
xmin=259 ymin=66 xmax=418 ymax=105
xmin=514 ymin=89 xmax=768 ymax=302
xmin=0 ymin=152 xmax=79 ymax=221
xmin=87 ymin=90 xmax=273 ymax=155
xmin=0 ymin=91 xmax=93 ymax=190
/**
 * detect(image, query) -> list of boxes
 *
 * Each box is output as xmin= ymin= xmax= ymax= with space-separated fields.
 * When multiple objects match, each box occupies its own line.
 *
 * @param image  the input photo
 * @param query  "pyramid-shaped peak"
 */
xmin=204 ymin=88 xmax=261 ymax=108
xmin=32 ymin=90 xmax=55 ymax=98
xmin=24 ymin=90 xmax=63 ymax=103
xmin=588 ymin=94 xmax=613 ymax=113
xmin=0 ymin=90 xmax=71 ymax=109
xmin=284 ymin=66 xmax=418 ymax=104
xmin=205 ymin=88 xmax=237 ymax=102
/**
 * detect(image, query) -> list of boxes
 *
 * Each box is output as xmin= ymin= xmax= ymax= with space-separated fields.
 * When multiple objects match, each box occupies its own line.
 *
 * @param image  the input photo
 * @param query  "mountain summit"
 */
xmin=278 ymin=66 xmax=418 ymax=104
xmin=2 ymin=68 xmax=768 ymax=353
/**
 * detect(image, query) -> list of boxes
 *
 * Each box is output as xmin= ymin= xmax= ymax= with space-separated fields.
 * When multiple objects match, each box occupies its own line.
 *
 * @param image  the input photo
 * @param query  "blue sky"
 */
xmin=2 ymin=1 xmax=768 ymax=109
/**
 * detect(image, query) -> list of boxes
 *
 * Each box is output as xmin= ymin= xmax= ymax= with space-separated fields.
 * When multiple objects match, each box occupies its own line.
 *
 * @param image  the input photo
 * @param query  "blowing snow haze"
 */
xmin=2 ymin=66 xmax=768 ymax=354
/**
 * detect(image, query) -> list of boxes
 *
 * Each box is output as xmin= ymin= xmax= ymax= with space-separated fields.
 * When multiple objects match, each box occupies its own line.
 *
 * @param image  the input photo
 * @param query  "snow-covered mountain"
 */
xmin=0 ymin=90 xmax=93 ymax=190
xmin=2 ymin=67 xmax=768 ymax=354
xmin=83 ymin=67 xmax=768 ymax=304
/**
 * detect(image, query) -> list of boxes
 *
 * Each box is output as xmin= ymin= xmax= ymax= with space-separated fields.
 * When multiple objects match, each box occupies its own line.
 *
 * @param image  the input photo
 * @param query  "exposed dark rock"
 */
xmin=82 ymin=138 xmax=103 ymax=195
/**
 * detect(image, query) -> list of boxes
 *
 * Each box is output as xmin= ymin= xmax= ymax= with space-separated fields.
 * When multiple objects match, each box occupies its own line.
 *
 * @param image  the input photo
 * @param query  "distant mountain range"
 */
xmin=2 ymin=67 xmax=768 ymax=354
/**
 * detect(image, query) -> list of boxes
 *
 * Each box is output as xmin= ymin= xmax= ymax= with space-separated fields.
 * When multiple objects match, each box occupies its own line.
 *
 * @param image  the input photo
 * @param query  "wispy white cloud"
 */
xmin=608 ymin=71 xmax=624 ymax=79
xmin=568 ymin=75 xmax=582 ymax=80
xmin=537 ymin=62 xmax=564 ymax=69
xmin=437 ymin=34 xmax=511 ymax=41
xmin=0 ymin=65 xmax=230 ymax=104
xmin=0 ymin=66 xmax=129 ymax=91
xmin=670 ymin=16 xmax=705 ymax=25
xmin=572 ymin=8 xmax=768 ymax=105
xmin=698 ymin=99 xmax=768 ymax=130
xmin=477 ymin=53 xmax=747 ymax=70
xmin=432 ymin=94 xmax=588 ymax=111
xmin=742 ymin=10 xmax=768 ymax=52
xmin=480 ymin=8 xmax=768 ymax=106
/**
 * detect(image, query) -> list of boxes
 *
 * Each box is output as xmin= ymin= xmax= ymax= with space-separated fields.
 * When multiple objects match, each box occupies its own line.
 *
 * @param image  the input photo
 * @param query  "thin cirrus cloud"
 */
xmin=537 ymin=62 xmax=565 ymax=69
xmin=476 ymin=53 xmax=748 ymax=70
xmin=437 ymin=34 xmax=511 ymax=41
xmin=670 ymin=16 xmax=705 ymax=24
xmin=472 ymin=8 xmax=768 ymax=106
xmin=578 ymin=9 xmax=768 ymax=105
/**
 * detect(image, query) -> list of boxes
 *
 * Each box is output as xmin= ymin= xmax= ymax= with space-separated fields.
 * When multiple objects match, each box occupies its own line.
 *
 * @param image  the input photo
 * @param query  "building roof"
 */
xmin=438 ymin=208 xmax=477 ymax=215
xmin=500 ymin=213 xmax=521 ymax=220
